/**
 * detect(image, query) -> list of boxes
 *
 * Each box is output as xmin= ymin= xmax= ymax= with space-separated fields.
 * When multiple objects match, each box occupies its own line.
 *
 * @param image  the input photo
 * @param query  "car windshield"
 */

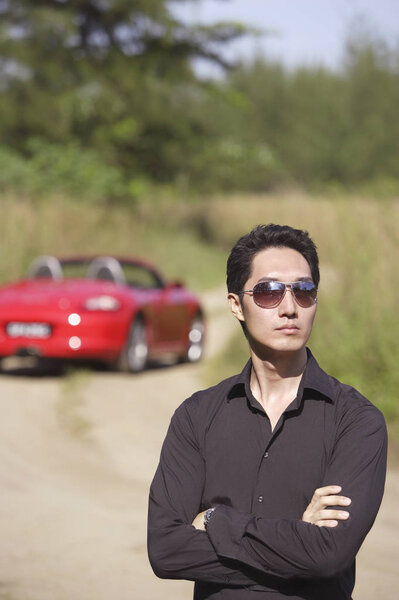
xmin=120 ymin=263 xmax=163 ymax=289
xmin=60 ymin=262 xmax=88 ymax=279
xmin=28 ymin=257 xmax=165 ymax=289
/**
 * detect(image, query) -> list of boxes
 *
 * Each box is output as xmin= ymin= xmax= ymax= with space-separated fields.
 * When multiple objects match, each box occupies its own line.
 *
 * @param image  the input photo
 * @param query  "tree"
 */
xmin=0 ymin=0 xmax=248 ymax=195
xmin=226 ymin=35 xmax=399 ymax=190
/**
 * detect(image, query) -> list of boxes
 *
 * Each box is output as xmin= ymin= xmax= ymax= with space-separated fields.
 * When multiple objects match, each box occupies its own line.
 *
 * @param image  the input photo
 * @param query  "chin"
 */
xmin=274 ymin=340 xmax=305 ymax=353
xmin=251 ymin=336 xmax=307 ymax=358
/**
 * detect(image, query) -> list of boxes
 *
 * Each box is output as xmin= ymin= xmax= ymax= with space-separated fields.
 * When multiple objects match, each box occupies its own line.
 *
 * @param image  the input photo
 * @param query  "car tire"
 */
xmin=182 ymin=312 xmax=205 ymax=363
xmin=118 ymin=316 xmax=149 ymax=373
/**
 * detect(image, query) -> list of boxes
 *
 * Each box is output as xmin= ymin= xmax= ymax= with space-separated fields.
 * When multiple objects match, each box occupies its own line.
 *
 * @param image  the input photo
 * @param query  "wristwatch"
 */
xmin=203 ymin=507 xmax=216 ymax=529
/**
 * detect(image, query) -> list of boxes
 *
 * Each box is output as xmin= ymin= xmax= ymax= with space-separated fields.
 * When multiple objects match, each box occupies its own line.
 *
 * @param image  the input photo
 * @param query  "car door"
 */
xmin=155 ymin=281 xmax=189 ymax=345
xmin=122 ymin=262 xmax=187 ymax=346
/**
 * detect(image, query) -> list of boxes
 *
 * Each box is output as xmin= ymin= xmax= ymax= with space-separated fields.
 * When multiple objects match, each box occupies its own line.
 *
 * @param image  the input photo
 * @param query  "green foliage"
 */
xmin=0 ymin=0 xmax=249 ymax=197
xmin=0 ymin=141 xmax=125 ymax=200
xmin=0 ymin=2 xmax=398 ymax=193
xmin=227 ymin=36 xmax=399 ymax=190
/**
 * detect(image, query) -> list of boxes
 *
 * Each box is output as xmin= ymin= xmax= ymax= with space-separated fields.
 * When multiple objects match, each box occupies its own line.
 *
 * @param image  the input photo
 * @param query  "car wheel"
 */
xmin=183 ymin=313 xmax=205 ymax=363
xmin=118 ymin=317 xmax=149 ymax=373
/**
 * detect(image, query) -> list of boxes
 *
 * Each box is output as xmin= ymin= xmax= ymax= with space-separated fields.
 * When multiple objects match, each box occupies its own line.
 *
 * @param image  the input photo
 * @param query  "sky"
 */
xmin=173 ymin=0 xmax=399 ymax=73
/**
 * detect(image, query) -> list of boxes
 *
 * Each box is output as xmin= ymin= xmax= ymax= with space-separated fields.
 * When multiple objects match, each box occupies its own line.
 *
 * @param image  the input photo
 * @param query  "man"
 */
xmin=148 ymin=224 xmax=387 ymax=599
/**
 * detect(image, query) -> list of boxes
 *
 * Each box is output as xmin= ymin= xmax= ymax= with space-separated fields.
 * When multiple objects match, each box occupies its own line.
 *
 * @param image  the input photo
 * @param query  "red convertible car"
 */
xmin=0 ymin=255 xmax=205 ymax=372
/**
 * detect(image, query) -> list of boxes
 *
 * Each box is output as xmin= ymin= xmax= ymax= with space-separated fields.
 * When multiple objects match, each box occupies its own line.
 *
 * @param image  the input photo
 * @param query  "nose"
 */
xmin=278 ymin=286 xmax=298 ymax=317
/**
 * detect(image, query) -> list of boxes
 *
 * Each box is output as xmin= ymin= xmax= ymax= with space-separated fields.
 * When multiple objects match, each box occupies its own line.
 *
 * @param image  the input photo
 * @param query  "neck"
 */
xmin=251 ymin=346 xmax=308 ymax=381
xmin=249 ymin=347 xmax=307 ymax=427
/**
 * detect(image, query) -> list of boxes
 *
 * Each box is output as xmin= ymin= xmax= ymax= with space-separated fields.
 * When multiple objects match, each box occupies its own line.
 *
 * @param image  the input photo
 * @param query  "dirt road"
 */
xmin=0 ymin=290 xmax=397 ymax=600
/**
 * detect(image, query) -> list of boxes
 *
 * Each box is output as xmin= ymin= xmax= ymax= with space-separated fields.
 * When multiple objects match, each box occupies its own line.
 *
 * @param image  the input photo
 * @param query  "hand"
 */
xmin=302 ymin=485 xmax=351 ymax=528
xmin=192 ymin=510 xmax=207 ymax=531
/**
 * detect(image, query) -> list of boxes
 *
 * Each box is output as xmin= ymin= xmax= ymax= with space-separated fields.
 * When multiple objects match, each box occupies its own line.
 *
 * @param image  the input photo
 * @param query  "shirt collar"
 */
xmin=227 ymin=348 xmax=337 ymax=406
xmin=301 ymin=348 xmax=337 ymax=402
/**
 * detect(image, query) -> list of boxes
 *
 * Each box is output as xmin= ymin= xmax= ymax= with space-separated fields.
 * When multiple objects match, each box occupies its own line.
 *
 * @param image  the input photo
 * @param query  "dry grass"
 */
xmin=0 ymin=194 xmax=227 ymax=290
xmin=56 ymin=370 xmax=93 ymax=440
xmin=195 ymin=192 xmax=399 ymax=424
xmin=1 ymin=190 xmax=398 ymax=423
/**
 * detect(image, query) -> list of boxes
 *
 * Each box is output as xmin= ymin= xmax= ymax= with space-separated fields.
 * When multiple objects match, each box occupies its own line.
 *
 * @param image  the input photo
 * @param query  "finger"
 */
xmin=317 ymin=509 xmax=350 ymax=521
xmin=314 ymin=485 xmax=342 ymax=498
xmin=304 ymin=508 xmax=350 ymax=525
xmin=315 ymin=519 xmax=339 ymax=528
xmin=309 ymin=486 xmax=342 ymax=507
xmin=315 ymin=495 xmax=352 ymax=509
xmin=326 ymin=495 xmax=351 ymax=506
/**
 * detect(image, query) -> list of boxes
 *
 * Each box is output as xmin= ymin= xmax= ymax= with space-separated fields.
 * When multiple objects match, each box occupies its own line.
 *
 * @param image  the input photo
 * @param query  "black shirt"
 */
xmin=148 ymin=350 xmax=387 ymax=599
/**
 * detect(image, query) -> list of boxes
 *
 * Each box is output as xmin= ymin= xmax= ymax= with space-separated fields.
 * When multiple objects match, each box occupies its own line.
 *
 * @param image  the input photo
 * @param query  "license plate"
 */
xmin=6 ymin=322 xmax=51 ymax=339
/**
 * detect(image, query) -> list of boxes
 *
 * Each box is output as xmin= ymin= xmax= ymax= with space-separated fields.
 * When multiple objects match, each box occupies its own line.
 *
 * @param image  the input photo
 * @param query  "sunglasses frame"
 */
xmin=239 ymin=280 xmax=318 ymax=309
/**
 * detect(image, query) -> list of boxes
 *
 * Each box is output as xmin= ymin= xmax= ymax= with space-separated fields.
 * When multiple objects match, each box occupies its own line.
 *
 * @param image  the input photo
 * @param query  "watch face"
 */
xmin=204 ymin=508 xmax=215 ymax=527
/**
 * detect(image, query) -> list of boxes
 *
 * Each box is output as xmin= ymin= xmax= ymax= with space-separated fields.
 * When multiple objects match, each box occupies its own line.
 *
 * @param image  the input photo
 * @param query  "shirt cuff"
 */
xmin=206 ymin=505 xmax=253 ymax=561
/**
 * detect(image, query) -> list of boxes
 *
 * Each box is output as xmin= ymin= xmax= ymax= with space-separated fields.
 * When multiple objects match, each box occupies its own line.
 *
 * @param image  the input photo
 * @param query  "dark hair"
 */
xmin=226 ymin=224 xmax=319 ymax=293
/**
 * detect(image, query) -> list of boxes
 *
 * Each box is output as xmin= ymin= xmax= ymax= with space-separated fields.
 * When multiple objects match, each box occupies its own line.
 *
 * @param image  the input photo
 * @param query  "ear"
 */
xmin=228 ymin=293 xmax=245 ymax=322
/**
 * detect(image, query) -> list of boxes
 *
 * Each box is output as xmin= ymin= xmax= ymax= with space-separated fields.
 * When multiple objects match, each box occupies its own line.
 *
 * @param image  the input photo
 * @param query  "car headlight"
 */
xmin=83 ymin=295 xmax=121 ymax=311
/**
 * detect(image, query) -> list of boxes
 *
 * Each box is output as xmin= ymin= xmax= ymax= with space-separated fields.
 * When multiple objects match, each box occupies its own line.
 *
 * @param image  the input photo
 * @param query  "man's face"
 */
xmin=228 ymin=246 xmax=317 ymax=357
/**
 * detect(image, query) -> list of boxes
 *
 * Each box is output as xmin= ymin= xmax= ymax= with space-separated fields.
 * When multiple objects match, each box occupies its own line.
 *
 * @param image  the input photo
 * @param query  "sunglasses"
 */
xmin=240 ymin=280 xmax=317 ymax=309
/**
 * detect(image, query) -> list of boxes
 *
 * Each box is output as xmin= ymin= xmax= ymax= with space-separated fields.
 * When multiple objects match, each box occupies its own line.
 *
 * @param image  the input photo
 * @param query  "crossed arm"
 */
xmin=148 ymin=402 xmax=387 ymax=584
xmin=192 ymin=485 xmax=352 ymax=531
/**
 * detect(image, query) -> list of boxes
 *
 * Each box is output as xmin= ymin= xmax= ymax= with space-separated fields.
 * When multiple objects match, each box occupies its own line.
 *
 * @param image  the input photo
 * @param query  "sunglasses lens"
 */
xmin=292 ymin=282 xmax=317 ymax=307
xmin=252 ymin=282 xmax=285 ymax=308
xmin=250 ymin=281 xmax=317 ymax=308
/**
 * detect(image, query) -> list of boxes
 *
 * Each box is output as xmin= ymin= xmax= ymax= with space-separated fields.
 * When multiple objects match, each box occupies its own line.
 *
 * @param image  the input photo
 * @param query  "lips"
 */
xmin=276 ymin=325 xmax=299 ymax=332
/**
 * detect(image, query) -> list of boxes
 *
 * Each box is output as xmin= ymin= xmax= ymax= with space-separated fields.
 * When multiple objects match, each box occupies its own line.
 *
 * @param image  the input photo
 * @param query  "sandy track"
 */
xmin=0 ymin=290 xmax=397 ymax=600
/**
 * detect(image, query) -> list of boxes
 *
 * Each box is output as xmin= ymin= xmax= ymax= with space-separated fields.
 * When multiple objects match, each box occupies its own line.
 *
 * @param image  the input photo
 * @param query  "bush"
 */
xmin=0 ymin=140 xmax=127 ymax=201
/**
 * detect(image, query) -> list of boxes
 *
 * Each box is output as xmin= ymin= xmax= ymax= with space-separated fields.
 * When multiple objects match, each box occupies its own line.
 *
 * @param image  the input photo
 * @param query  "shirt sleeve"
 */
xmin=147 ymin=401 xmax=263 ymax=585
xmin=206 ymin=401 xmax=388 ymax=580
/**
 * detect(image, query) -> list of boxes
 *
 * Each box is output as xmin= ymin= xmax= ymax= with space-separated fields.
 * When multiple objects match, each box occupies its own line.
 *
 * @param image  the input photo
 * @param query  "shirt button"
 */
xmin=258 ymin=495 xmax=264 ymax=503
xmin=263 ymin=451 xmax=269 ymax=458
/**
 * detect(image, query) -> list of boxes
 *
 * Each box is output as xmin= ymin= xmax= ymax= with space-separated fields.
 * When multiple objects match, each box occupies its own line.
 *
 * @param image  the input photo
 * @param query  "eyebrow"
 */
xmin=256 ymin=276 xmax=314 ymax=283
